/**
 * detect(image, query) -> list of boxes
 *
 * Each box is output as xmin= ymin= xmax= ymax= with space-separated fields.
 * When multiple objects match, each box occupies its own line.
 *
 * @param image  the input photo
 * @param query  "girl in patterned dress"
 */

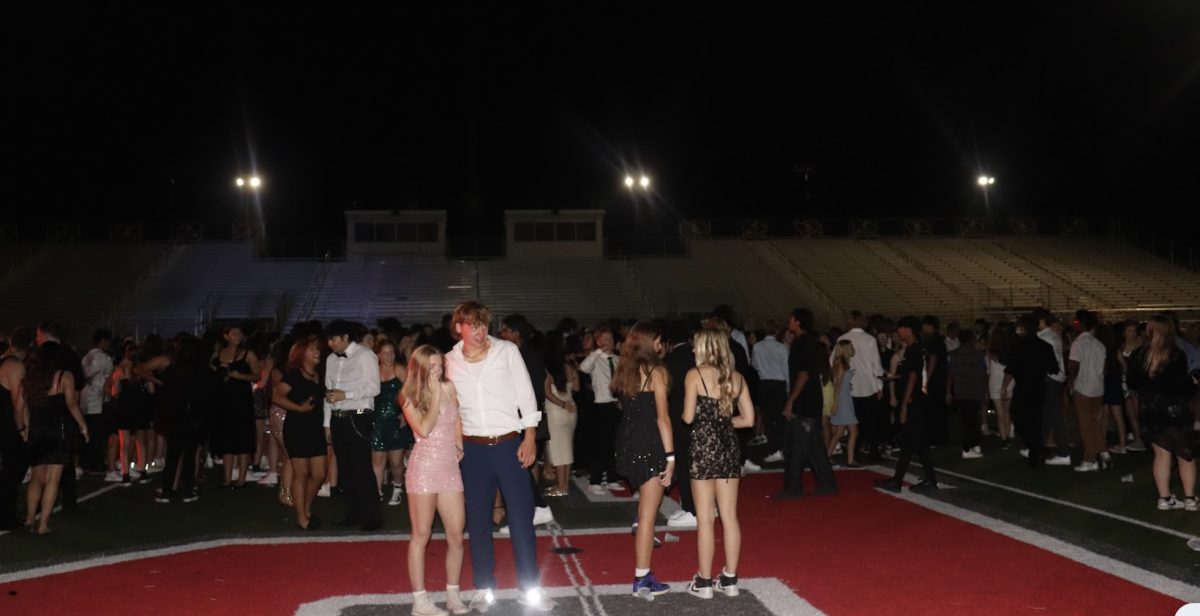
xmin=401 ymin=345 xmax=467 ymax=616
xmin=682 ymin=327 xmax=755 ymax=599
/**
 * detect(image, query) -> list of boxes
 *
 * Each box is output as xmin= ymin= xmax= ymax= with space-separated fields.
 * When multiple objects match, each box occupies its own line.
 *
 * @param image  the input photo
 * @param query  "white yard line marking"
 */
xmin=874 ymin=459 xmax=1194 ymax=540
xmin=868 ymin=466 xmax=1200 ymax=603
xmin=0 ymin=482 xmax=123 ymax=538
xmin=293 ymin=578 xmax=826 ymax=616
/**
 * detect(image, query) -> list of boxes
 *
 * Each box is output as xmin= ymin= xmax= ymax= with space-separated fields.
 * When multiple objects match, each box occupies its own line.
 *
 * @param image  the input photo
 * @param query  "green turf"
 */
xmin=0 ymin=470 xmax=647 ymax=573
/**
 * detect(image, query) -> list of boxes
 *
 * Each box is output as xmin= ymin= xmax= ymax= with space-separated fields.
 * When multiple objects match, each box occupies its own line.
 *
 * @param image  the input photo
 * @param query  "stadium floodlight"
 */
xmin=249 ymin=176 xmax=262 ymax=189
xmin=624 ymin=175 xmax=635 ymax=188
xmin=235 ymin=177 xmax=246 ymax=187
xmin=639 ymin=175 xmax=650 ymax=188
xmin=977 ymin=175 xmax=995 ymax=186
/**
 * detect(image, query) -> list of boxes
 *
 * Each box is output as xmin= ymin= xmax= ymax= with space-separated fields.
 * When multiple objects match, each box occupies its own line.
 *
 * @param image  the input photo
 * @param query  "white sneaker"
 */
xmin=533 ymin=506 xmax=554 ymax=526
xmin=1073 ymin=461 xmax=1099 ymax=472
xmin=1159 ymin=496 xmax=1185 ymax=511
xmin=388 ymin=489 xmax=404 ymax=506
xmin=686 ymin=579 xmax=714 ymax=599
xmin=667 ymin=510 xmax=698 ymax=528
xmin=589 ymin=484 xmax=607 ymax=495
xmin=258 ymin=472 xmax=278 ymax=486
xmin=411 ymin=594 xmax=448 ymax=616
xmin=497 ymin=526 xmax=510 ymax=536
xmin=317 ymin=484 xmax=331 ymax=498
xmin=517 ymin=588 xmax=556 ymax=612
xmin=832 ymin=443 xmax=844 ymax=455
xmin=605 ymin=481 xmax=624 ymax=491
xmin=128 ymin=469 xmax=142 ymax=481
xmin=763 ymin=450 xmax=784 ymax=463
xmin=961 ymin=449 xmax=983 ymax=460
xmin=246 ymin=471 xmax=267 ymax=481
xmin=1018 ymin=449 xmax=1030 ymax=459
xmin=742 ymin=459 xmax=762 ymax=473
xmin=467 ymin=589 xmax=495 ymax=614
xmin=1126 ymin=442 xmax=1146 ymax=452
xmin=204 ymin=456 xmax=215 ymax=469
xmin=104 ymin=471 xmax=123 ymax=483
xmin=1046 ymin=455 xmax=1071 ymax=466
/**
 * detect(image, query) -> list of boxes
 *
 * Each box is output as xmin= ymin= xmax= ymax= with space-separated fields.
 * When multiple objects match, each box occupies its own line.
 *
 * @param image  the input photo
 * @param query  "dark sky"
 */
xmin=6 ymin=3 xmax=1200 ymax=239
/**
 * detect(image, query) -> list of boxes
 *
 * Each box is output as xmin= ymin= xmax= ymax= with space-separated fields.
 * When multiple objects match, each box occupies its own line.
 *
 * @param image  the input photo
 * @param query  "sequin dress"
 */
xmin=405 ymin=392 xmax=463 ymax=494
xmin=615 ymin=382 xmax=667 ymax=489
xmin=373 ymin=377 xmax=415 ymax=452
xmin=689 ymin=373 xmax=741 ymax=480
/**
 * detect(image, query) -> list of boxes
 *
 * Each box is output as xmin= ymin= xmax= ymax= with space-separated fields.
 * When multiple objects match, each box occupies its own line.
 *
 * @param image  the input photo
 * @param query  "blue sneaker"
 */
xmin=632 ymin=571 xmax=670 ymax=601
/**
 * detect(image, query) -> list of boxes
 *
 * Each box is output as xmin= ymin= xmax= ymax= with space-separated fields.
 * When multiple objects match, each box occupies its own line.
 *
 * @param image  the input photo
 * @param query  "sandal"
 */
xmin=543 ymin=487 xmax=568 ymax=497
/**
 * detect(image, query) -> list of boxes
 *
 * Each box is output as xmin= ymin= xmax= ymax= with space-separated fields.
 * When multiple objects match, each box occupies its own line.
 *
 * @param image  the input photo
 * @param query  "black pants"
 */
xmin=590 ymin=402 xmax=622 ymax=485
xmin=854 ymin=395 xmax=886 ymax=460
xmin=893 ymin=402 xmax=937 ymax=483
xmin=670 ymin=416 xmax=695 ymax=514
xmin=926 ymin=391 xmax=950 ymax=446
xmin=56 ymin=435 xmax=83 ymax=510
xmin=1041 ymin=379 xmax=1068 ymax=456
xmin=782 ymin=416 xmax=837 ymax=495
xmin=331 ymin=412 xmax=381 ymax=526
xmin=1013 ymin=387 xmax=1045 ymax=467
xmin=956 ymin=399 xmax=983 ymax=451
xmin=162 ymin=428 xmax=201 ymax=495
xmin=82 ymin=415 xmax=108 ymax=472
xmin=0 ymin=431 xmax=28 ymax=529
xmin=759 ymin=380 xmax=788 ymax=454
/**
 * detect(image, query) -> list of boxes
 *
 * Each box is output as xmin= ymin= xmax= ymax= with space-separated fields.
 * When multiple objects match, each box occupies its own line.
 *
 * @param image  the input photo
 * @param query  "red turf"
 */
xmin=0 ymin=473 xmax=1186 ymax=615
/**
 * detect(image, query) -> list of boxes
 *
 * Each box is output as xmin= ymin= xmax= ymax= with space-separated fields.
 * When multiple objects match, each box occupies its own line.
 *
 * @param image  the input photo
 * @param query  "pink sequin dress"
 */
xmin=405 ymin=394 xmax=464 ymax=494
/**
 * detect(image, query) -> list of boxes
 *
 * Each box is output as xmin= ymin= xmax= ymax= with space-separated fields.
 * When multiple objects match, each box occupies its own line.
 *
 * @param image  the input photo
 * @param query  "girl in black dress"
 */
xmin=20 ymin=344 xmax=89 ymax=534
xmin=612 ymin=322 xmax=675 ymax=600
xmin=212 ymin=325 xmax=259 ymax=488
xmin=682 ymin=327 xmax=755 ymax=599
xmin=1127 ymin=315 xmax=1197 ymax=511
xmin=272 ymin=336 xmax=326 ymax=530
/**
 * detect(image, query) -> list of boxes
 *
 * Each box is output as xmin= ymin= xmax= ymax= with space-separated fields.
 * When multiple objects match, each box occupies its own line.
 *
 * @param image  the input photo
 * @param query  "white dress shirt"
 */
xmin=323 ymin=341 xmax=381 ymax=427
xmin=1069 ymin=331 xmax=1106 ymax=398
xmin=835 ymin=328 xmax=884 ymax=397
xmin=446 ymin=336 xmax=540 ymax=437
xmin=579 ymin=348 xmax=619 ymax=404
xmin=730 ymin=329 xmax=749 ymax=359
xmin=752 ymin=336 xmax=790 ymax=385
xmin=1037 ymin=328 xmax=1067 ymax=382
xmin=81 ymin=348 xmax=113 ymax=416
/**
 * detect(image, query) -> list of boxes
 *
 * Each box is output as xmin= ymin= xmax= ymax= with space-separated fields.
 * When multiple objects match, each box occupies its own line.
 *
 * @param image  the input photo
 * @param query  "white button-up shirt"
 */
xmin=1069 ymin=331 xmax=1106 ymax=398
xmin=323 ymin=341 xmax=381 ymax=427
xmin=752 ymin=335 xmax=790 ymax=385
xmin=1038 ymin=328 xmax=1067 ymax=382
xmin=446 ymin=336 xmax=540 ymax=437
xmin=81 ymin=348 xmax=113 ymax=416
xmin=835 ymin=328 xmax=884 ymax=397
xmin=579 ymin=348 xmax=619 ymax=404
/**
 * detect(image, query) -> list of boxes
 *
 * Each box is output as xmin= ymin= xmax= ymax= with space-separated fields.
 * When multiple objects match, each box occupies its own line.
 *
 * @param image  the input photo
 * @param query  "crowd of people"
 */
xmin=1 ymin=301 xmax=1197 ymax=613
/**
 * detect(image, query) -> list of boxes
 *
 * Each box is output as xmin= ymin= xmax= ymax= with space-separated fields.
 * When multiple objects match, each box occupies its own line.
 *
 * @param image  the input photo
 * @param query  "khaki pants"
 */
xmin=1074 ymin=394 xmax=1105 ymax=463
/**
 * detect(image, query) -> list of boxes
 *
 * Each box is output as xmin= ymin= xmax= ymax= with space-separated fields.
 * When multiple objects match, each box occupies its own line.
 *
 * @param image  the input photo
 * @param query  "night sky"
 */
xmin=6 ymin=3 xmax=1200 ymax=239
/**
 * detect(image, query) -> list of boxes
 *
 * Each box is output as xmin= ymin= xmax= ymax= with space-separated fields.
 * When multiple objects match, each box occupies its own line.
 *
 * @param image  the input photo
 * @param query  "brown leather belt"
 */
xmin=463 ymin=431 xmax=520 ymax=446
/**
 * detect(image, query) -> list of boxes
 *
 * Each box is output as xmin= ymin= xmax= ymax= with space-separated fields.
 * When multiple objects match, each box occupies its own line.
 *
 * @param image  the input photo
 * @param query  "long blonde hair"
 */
xmin=832 ymin=340 xmax=854 ymax=380
xmin=400 ymin=344 xmax=447 ymax=416
xmin=1144 ymin=315 xmax=1176 ymax=378
xmin=693 ymin=327 xmax=736 ymax=416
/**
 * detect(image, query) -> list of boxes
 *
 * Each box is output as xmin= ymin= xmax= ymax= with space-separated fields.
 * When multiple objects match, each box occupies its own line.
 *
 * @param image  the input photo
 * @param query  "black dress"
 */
xmin=1128 ymin=347 xmax=1195 ymax=460
xmin=689 ymin=372 xmax=741 ymax=480
xmin=29 ymin=391 xmax=70 ymax=466
xmin=282 ymin=368 xmax=327 ymax=459
xmin=615 ymin=381 xmax=667 ymax=489
xmin=213 ymin=351 xmax=256 ymax=456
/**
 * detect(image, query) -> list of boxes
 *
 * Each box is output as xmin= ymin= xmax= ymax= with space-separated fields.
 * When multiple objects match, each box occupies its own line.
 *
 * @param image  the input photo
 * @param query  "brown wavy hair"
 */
xmin=611 ymin=322 xmax=665 ymax=398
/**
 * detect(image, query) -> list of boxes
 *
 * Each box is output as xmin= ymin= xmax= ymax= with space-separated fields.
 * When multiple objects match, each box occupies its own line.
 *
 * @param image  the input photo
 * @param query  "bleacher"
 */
xmin=2 ymin=233 xmax=1197 ymax=343
xmin=0 ymin=243 xmax=169 ymax=341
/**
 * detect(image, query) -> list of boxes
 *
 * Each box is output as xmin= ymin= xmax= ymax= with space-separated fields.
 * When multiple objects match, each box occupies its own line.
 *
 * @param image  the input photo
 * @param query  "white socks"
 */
xmin=635 ymin=568 xmax=650 ymax=577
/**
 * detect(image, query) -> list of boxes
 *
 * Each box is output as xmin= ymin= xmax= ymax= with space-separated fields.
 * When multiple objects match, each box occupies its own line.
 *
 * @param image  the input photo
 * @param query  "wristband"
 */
xmin=665 ymin=455 xmax=676 ymax=462
xmin=664 ymin=450 xmax=674 ymax=457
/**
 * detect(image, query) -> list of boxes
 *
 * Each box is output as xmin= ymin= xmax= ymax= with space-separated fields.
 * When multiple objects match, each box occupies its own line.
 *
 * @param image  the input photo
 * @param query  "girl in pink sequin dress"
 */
xmin=401 ymin=345 xmax=467 ymax=616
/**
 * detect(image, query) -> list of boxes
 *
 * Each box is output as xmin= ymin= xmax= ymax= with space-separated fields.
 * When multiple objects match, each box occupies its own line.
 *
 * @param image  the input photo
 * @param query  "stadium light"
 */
xmin=624 ymin=175 xmax=635 ymax=188
xmin=249 ymin=176 xmax=262 ymax=189
xmin=977 ymin=175 xmax=995 ymax=186
xmin=639 ymin=175 xmax=650 ymax=189
xmin=235 ymin=177 xmax=245 ymax=187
